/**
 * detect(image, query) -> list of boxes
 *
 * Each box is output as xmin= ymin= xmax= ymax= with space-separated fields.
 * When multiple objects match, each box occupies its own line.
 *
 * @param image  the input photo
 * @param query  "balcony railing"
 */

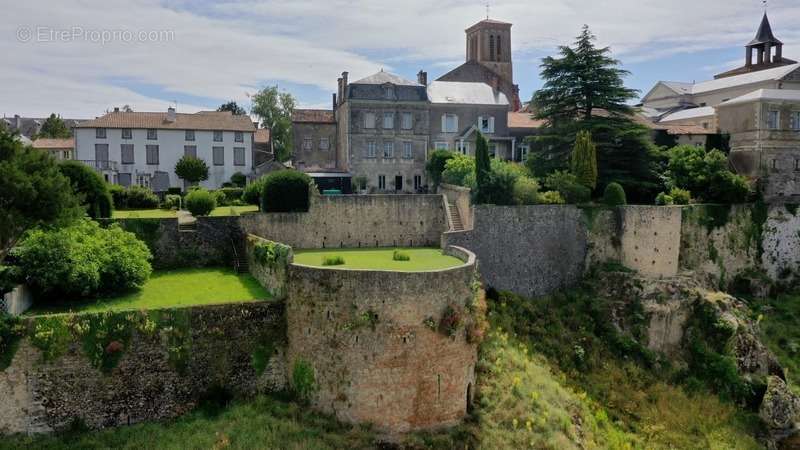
xmin=78 ymin=160 xmax=118 ymax=171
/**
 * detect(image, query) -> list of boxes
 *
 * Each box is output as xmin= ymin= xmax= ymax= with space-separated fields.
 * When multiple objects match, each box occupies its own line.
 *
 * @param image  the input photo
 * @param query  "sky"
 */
xmin=3 ymin=0 xmax=800 ymax=120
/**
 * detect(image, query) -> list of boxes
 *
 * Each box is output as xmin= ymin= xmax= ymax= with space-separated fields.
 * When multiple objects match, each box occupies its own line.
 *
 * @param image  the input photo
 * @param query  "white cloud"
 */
xmin=2 ymin=0 xmax=800 ymax=117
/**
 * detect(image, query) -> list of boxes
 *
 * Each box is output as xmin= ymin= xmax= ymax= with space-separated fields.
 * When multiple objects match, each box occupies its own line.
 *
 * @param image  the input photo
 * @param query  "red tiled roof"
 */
xmin=255 ymin=128 xmax=270 ymax=144
xmin=74 ymin=111 xmax=256 ymax=132
xmin=32 ymin=137 xmax=74 ymax=149
xmin=292 ymin=109 xmax=335 ymax=123
xmin=507 ymin=112 xmax=545 ymax=129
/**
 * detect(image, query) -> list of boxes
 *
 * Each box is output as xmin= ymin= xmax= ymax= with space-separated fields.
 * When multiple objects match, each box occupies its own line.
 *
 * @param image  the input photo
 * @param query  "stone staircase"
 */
xmin=448 ymin=201 xmax=464 ymax=231
xmin=231 ymin=233 xmax=249 ymax=274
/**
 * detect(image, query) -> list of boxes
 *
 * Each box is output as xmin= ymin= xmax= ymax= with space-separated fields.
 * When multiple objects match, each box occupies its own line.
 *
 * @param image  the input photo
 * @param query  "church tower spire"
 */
xmin=714 ymin=11 xmax=795 ymax=79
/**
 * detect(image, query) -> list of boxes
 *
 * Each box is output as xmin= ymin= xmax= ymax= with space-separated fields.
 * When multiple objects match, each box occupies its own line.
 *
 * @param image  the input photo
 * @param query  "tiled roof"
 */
xmin=32 ymin=137 xmax=74 ymax=149
xmin=254 ymin=128 xmax=270 ymax=144
xmin=74 ymin=110 xmax=255 ymax=131
xmin=292 ymin=109 xmax=335 ymax=123
xmin=507 ymin=112 xmax=545 ymax=129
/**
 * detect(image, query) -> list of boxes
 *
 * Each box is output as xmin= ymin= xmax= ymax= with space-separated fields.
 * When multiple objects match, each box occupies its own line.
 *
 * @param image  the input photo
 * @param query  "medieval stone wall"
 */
xmin=0 ymin=302 xmax=286 ymax=435
xmin=240 ymin=194 xmax=446 ymax=249
xmin=285 ymin=247 xmax=479 ymax=435
xmin=245 ymin=234 xmax=293 ymax=300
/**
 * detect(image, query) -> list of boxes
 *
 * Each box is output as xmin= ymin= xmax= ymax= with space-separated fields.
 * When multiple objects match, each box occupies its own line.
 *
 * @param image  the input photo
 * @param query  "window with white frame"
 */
xmin=768 ymin=110 xmax=780 ymax=130
xmin=401 ymin=112 xmax=413 ymax=130
xmin=383 ymin=112 xmax=394 ymax=129
xmin=366 ymin=140 xmax=376 ymax=157
xmin=185 ymin=130 xmax=195 ymax=141
xmin=383 ymin=141 xmax=394 ymax=158
xmin=213 ymin=130 xmax=223 ymax=142
xmin=791 ymin=111 xmax=800 ymax=130
xmin=457 ymin=141 xmax=469 ymax=155
xmin=234 ymin=147 xmax=245 ymax=166
xmin=364 ymin=112 xmax=376 ymax=129
xmin=378 ymin=175 xmax=386 ymax=190
xmin=518 ymin=143 xmax=529 ymax=162
xmin=213 ymin=146 xmax=224 ymax=165
xmin=442 ymin=114 xmax=458 ymax=133
xmin=147 ymin=129 xmax=157 ymax=140
xmin=403 ymin=141 xmax=413 ymax=159
xmin=319 ymin=138 xmax=330 ymax=150
xmin=479 ymin=116 xmax=495 ymax=133
xmin=234 ymin=131 xmax=244 ymax=142
xmin=121 ymin=128 xmax=132 ymax=139
xmin=303 ymin=137 xmax=313 ymax=150
xmin=435 ymin=141 xmax=448 ymax=151
xmin=96 ymin=128 xmax=107 ymax=139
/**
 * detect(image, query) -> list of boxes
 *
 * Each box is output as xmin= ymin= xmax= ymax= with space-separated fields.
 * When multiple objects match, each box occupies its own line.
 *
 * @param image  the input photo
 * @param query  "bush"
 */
xmin=670 ymin=187 xmax=691 ymax=205
xmin=125 ymin=186 xmax=159 ymax=209
xmin=217 ymin=187 xmax=243 ymax=206
xmin=538 ymin=190 xmax=565 ymax=205
xmin=655 ymin=192 xmax=674 ymax=206
xmin=163 ymin=194 xmax=181 ymax=210
xmin=14 ymin=218 xmax=152 ymax=300
xmin=262 ymin=171 xmax=311 ymax=212
xmin=185 ymin=189 xmax=217 ymax=216
xmin=166 ymin=187 xmax=182 ymax=196
xmin=426 ymin=150 xmax=455 ymax=188
xmin=58 ymin=160 xmax=113 ymax=218
xmin=544 ymin=170 xmax=591 ymax=204
xmin=392 ymin=250 xmax=410 ymax=261
xmin=513 ymin=176 xmax=540 ymax=205
xmin=441 ymin=153 xmax=476 ymax=187
xmin=666 ymin=145 xmax=750 ymax=203
xmin=243 ymin=177 xmax=267 ymax=206
xmin=230 ymin=172 xmax=246 ymax=188
xmin=322 ymin=255 xmax=345 ymax=266
xmin=603 ymin=182 xmax=627 ymax=206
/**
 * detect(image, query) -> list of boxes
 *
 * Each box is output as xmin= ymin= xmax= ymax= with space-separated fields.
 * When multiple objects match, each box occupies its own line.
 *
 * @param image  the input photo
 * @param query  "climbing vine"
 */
xmin=251 ymin=237 xmax=291 ymax=270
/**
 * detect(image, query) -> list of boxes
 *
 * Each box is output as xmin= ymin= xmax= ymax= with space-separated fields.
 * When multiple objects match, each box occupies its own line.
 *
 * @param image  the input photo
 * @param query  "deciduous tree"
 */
xmin=250 ymin=86 xmax=295 ymax=162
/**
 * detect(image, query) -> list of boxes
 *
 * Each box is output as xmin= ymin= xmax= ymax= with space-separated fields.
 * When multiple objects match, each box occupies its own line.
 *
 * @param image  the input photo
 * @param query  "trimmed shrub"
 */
xmin=655 ymin=192 xmax=674 ymax=206
xmin=670 ymin=187 xmax=691 ymax=205
xmin=603 ymin=182 xmax=627 ymax=206
xmin=426 ymin=150 xmax=455 ymax=188
xmin=261 ymin=171 xmax=312 ymax=212
xmin=125 ymin=186 xmax=159 ymax=209
xmin=14 ymin=218 xmax=152 ymax=300
xmin=230 ymin=172 xmax=246 ymax=188
xmin=322 ymin=255 xmax=345 ymax=266
xmin=174 ymin=156 xmax=209 ymax=186
xmin=185 ymin=189 xmax=217 ymax=216
xmin=58 ymin=160 xmax=113 ymax=218
xmin=513 ymin=176 xmax=540 ymax=205
xmin=243 ymin=177 xmax=267 ymax=206
xmin=163 ymin=194 xmax=181 ymax=210
xmin=544 ymin=170 xmax=591 ymax=204
xmin=217 ymin=187 xmax=243 ymax=206
xmin=392 ymin=250 xmax=410 ymax=261
xmin=538 ymin=190 xmax=566 ymax=205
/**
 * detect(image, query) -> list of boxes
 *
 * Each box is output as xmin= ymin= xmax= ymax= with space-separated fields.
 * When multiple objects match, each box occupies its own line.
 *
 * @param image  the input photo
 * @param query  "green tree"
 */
xmin=0 ymin=128 xmax=82 ymax=261
xmin=217 ymin=101 xmax=247 ymax=116
xmin=250 ymin=86 xmax=295 ymax=162
xmin=38 ymin=113 xmax=72 ymax=138
xmin=59 ymin=160 xmax=114 ymax=219
xmin=529 ymin=25 xmax=662 ymax=202
xmin=174 ymin=156 xmax=209 ymax=186
xmin=666 ymin=145 xmax=749 ymax=204
xmin=570 ymin=130 xmax=598 ymax=190
xmin=426 ymin=150 xmax=455 ymax=189
xmin=474 ymin=132 xmax=491 ymax=203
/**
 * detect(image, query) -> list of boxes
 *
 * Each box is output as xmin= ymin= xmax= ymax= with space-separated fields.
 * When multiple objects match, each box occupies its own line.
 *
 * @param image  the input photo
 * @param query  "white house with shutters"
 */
xmin=73 ymin=108 xmax=256 ymax=191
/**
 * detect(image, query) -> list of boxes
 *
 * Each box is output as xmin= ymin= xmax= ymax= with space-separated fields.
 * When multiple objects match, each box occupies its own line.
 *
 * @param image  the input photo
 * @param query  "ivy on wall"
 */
xmin=251 ymin=238 xmax=291 ymax=270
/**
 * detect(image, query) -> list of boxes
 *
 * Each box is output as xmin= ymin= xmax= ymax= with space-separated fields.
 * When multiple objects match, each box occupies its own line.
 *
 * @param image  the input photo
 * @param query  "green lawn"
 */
xmin=112 ymin=209 xmax=177 ymax=219
xmin=209 ymin=205 xmax=259 ymax=216
xmin=28 ymin=267 xmax=270 ymax=315
xmin=292 ymin=248 xmax=463 ymax=271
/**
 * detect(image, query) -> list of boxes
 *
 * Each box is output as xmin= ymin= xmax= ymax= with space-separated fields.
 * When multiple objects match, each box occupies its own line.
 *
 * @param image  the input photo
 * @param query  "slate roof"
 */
xmin=427 ymin=81 xmax=508 ymax=105
xmin=718 ymin=89 xmax=800 ymax=107
xmin=749 ymin=13 xmax=782 ymax=46
xmin=658 ymin=106 xmax=716 ymax=122
xmin=74 ymin=110 xmax=255 ymax=131
xmin=292 ymin=109 xmax=336 ymax=123
xmin=351 ymin=70 xmax=420 ymax=86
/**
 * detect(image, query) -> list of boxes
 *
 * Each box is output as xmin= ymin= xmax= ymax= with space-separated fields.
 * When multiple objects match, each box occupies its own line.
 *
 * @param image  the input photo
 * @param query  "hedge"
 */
xmin=261 ymin=171 xmax=312 ymax=212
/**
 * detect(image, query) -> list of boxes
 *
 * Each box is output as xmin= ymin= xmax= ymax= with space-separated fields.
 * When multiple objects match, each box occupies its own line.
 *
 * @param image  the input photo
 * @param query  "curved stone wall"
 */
xmin=285 ymin=246 xmax=479 ymax=435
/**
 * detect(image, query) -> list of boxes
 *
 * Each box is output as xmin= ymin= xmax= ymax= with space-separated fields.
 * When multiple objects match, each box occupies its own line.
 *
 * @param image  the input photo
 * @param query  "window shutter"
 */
xmin=454 ymin=115 xmax=459 ymax=132
xmin=489 ymin=116 xmax=495 ymax=133
xmin=441 ymin=114 xmax=447 ymax=132
xmin=478 ymin=116 xmax=483 ymax=131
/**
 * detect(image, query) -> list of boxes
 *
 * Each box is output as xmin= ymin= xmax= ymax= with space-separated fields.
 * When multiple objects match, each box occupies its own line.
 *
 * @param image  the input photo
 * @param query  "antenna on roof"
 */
xmin=486 ymin=2 xmax=490 ymax=19
xmin=763 ymin=0 xmax=768 ymax=13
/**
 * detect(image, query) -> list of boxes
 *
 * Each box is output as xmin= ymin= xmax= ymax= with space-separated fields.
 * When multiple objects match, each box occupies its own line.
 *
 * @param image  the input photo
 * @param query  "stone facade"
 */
xmin=292 ymin=118 xmax=338 ymax=172
xmin=0 ymin=302 xmax=286 ymax=435
xmin=429 ymin=103 xmax=512 ymax=159
xmin=239 ymin=194 xmax=446 ymax=249
xmin=285 ymin=246 xmax=478 ymax=435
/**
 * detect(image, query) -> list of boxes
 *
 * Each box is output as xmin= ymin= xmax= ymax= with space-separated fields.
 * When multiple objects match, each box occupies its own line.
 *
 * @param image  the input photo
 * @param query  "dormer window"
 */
xmin=384 ymin=85 xmax=394 ymax=99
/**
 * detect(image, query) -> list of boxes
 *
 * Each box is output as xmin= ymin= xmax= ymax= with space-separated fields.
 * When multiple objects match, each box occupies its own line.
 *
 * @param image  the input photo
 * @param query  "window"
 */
xmin=146 ymin=144 xmax=159 ymax=165
xmin=518 ymin=144 xmax=529 ymax=162
xmin=121 ymin=144 xmax=134 ymax=164
xmin=367 ymin=141 xmax=376 ymax=157
xmin=403 ymin=141 xmax=413 ymax=159
xmin=185 ymin=130 xmax=195 ymax=141
xmin=213 ymin=146 xmax=224 ymax=165
xmin=95 ymin=143 xmax=109 ymax=162
xmin=213 ymin=131 xmax=223 ymax=142
xmin=364 ymin=112 xmax=376 ymax=129
xmin=383 ymin=141 xmax=394 ymax=158
xmin=435 ymin=141 xmax=448 ymax=150
xmin=184 ymin=145 xmax=197 ymax=158
xmin=457 ymin=141 xmax=469 ymax=155
xmin=772 ymin=159 xmax=778 ymax=170
xmin=121 ymin=128 xmax=132 ymax=139
xmin=768 ymin=110 xmax=780 ymax=129
xmin=234 ymin=131 xmax=244 ymax=142
xmin=319 ymin=138 xmax=329 ymax=150
xmin=147 ymin=129 xmax=157 ymax=140
xmin=795 ymin=159 xmax=800 ymax=171
xmin=479 ymin=116 xmax=495 ymax=133
xmin=378 ymin=175 xmax=386 ymax=190
xmin=414 ymin=175 xmax=422 ymax=190
xmin=383 ymin=112 xmax=394 ymax=129
xmin=96 ymin=128 xmax=107 ymax=139
xmin=702 ymin=122 xmax=709 ymax=129
xmin=395 ymin=175 xmax=403 ymax=191
xmin=791 ymin=112 xmax=800 ymax=130
xmin=385 ymin=85 xmax=394 ymax=99
xmin=234 ymin=147 xmax=245 ymax=166
xmin=136 ymin=173 xmax=151 ymax=187
xmin=497 ymin=36 xmax=502 ymax=58
xmin=489 ymin=35 xmax=495 ymax=61
xmin=401 ymin=112 xmax=413 ymax=130
xmin=442 ymin=114 xmax=458 ymax=133
xmin=303 ymin=137 xmax=313 ymax=150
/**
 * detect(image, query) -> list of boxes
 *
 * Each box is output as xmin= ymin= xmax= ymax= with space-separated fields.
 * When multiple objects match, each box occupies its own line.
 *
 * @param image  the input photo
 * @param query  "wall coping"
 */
xmin=289 ymin=245 xmax=475 ymax=275
xmin=439 ymin=183 xmax=471 ymax=193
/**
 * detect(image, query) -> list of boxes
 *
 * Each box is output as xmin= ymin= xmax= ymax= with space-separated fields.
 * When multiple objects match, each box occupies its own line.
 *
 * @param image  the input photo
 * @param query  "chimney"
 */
xmin=166 ymin=106 xmax=176 ymax=123
xmin=14 ymin=114 xmax=21 ymax=130
xmin=417 ymin=70 xmax=428 ymax=86
xmin=337 ymin=78 xmax=343 ymax=106
xmin=332 ymin=93 xmax=337 ymax=111
xmin=342 ymin=71 xmax=348 ymax=86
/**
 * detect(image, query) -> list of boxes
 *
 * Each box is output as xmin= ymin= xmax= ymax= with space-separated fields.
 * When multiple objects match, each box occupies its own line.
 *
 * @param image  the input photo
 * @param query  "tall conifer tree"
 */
xmin=474 ymin=132 xmax=491 ymax=203
xmin=570 ymin=130 xmax=598 ymax=190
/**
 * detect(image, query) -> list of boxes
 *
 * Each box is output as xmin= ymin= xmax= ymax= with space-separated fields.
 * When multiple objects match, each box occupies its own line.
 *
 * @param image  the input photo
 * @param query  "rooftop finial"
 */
xmin=762 ymin=0 xmax=768 ymax=13
xmin=486 ymin=2 xmax=489 ymax=19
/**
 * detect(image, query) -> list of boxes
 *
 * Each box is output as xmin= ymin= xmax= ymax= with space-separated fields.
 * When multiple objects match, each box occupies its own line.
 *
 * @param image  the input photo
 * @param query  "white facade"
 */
xmin=74 ymin=127 xmax=253 ymax=190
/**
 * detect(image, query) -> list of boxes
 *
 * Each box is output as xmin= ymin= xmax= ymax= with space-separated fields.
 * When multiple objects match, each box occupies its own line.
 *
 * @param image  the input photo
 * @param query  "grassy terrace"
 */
xmin=27 ymin=268 xmax=269 ymax=315
xmin=111 ymin=205 xmax=259 ymax=219
xmin=292 ymin=248 xmax=463 ymax=271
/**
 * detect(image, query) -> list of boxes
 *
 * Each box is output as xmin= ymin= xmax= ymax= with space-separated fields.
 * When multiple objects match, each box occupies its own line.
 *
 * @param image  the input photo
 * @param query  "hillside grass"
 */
xmin=27 ymin=267 xmax=270 ymax=315
xmin=755 ymin=292 xmax=800 ymax=395
xmin=293 ymin=248 xmax=463 ymax=271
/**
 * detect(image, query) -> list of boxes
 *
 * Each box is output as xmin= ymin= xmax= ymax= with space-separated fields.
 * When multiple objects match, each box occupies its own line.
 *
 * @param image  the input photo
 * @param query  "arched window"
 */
xmin=489 ymin=35 xmax=495 ymax=61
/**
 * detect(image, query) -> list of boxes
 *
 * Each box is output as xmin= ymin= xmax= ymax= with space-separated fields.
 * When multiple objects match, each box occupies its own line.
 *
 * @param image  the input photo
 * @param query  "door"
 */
xmin=395 ymin=175 xmax=403 ymax=192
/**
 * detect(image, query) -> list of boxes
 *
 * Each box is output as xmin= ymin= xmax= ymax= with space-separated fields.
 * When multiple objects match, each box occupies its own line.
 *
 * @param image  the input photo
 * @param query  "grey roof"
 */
xmin=427 ymin=81 xmax=509 ymax=105
xmin=718 ymin=89 xmax=800 ymax=107
xmin=351 ymin=70 xmax=420 ymax=86
xmin=749 ymin=13 xmax=782 ymax=46
xmin=658 ymin=106 xmax=715 ymax=123
xmin=2 ymin=116 xmax=83 ymax=139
